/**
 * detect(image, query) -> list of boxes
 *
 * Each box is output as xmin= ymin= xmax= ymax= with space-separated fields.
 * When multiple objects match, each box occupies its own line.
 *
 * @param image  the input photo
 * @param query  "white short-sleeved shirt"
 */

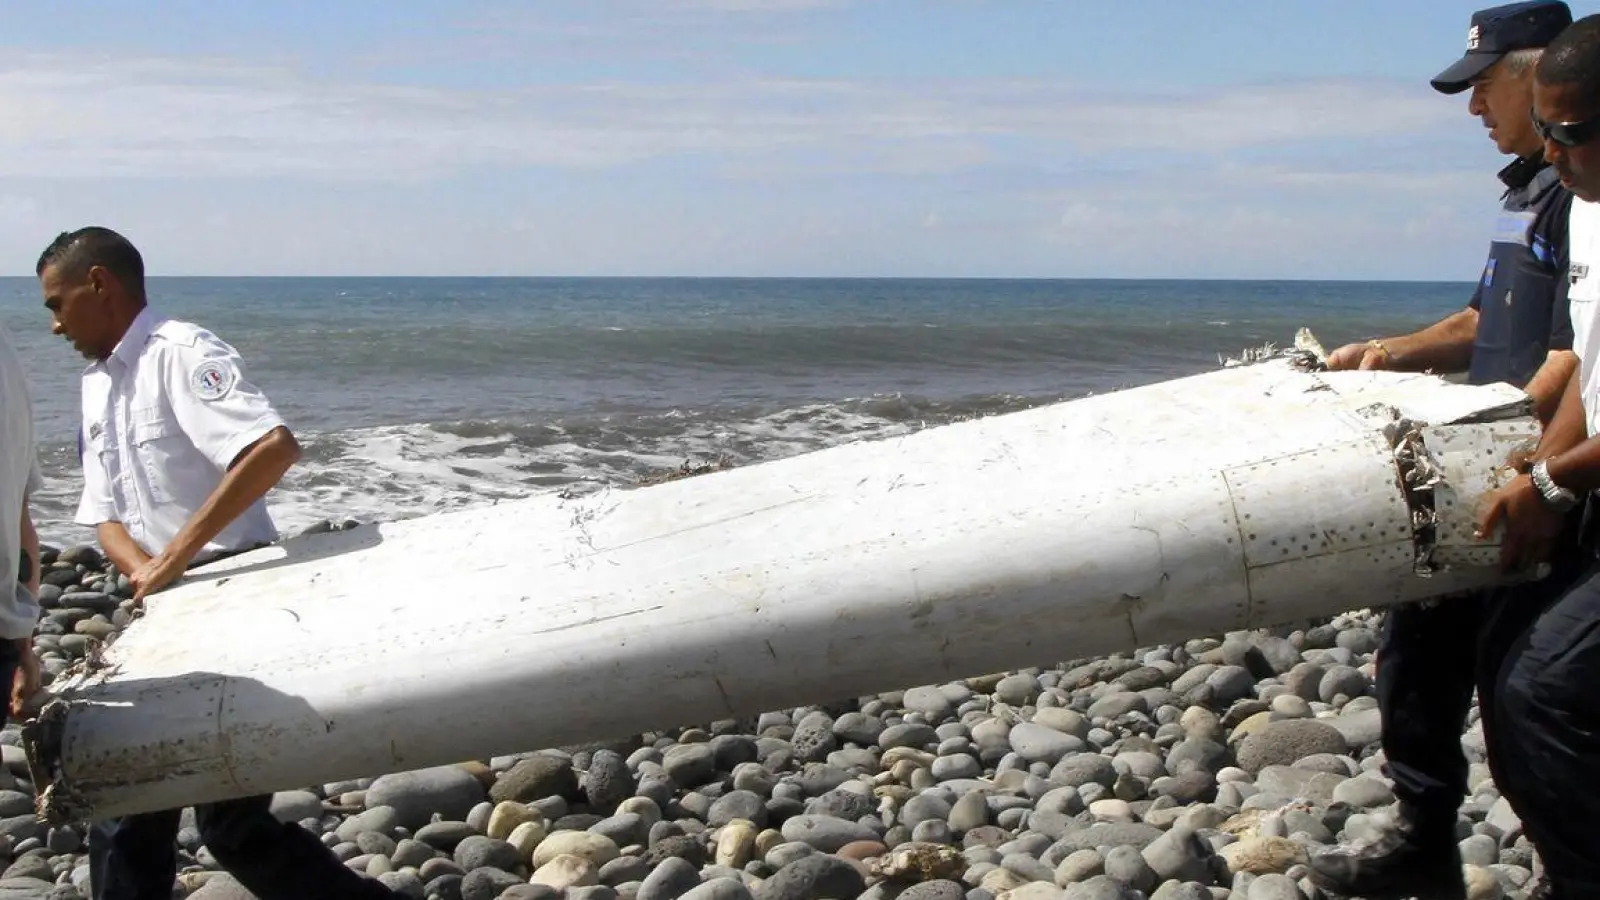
xmin=0 ymin=322 xmax=43 ymax=639
xmin=1569 ymin=198 xmax=1600 ymax=436
xmin=75 ymin=307 xmax=284 ymax=561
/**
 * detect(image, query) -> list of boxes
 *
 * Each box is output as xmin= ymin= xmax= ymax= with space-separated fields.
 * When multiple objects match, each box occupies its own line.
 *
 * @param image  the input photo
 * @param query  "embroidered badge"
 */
xmin=189 ymin=359 xmax=235 ymax=401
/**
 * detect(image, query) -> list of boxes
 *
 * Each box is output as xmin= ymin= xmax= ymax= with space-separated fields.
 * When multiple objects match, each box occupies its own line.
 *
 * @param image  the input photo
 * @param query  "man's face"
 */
xmin=40 ymin=263 xmax=118 ymax=361
xmin=1534 ymin=79 xmax=1600 ymax=202
xmin=1468 ymin=57 xmax=1539 ymax=156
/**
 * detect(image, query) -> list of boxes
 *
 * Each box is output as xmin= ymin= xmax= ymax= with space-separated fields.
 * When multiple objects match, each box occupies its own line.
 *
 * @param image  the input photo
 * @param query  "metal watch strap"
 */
xmin=1532 ymin=460 xmax=1579 ymax=512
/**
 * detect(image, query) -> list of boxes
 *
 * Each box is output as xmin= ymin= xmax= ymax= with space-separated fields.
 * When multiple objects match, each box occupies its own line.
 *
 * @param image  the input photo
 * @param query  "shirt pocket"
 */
xmin=130 ymin=410 xmax=187 ymax=505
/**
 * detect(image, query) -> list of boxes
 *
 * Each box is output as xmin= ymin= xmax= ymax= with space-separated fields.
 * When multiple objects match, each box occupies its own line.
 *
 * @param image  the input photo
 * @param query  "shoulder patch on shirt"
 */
xmin=189 ymin=359 xmax=236 ymax=401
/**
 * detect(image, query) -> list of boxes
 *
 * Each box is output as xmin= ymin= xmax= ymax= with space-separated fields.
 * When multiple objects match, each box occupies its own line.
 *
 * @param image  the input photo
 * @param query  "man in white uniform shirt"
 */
xmin=38 ymin=227 xmax=399 ymax=900
xmin=1475 ymin=14 xmax=1600 ymax=898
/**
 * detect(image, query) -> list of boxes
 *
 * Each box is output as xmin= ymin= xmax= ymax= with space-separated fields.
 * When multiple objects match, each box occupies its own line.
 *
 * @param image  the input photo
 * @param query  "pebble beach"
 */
xmin=0 ymin=539 xmax=1535 ymax=900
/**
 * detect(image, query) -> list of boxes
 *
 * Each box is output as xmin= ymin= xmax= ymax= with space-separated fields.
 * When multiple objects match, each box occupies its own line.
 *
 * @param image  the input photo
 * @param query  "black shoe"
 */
xmin=1307 ymin=805 xmax=1465 ymax=899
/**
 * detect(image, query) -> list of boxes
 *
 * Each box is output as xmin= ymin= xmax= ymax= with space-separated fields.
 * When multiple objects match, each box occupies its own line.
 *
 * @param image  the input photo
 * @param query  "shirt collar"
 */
xmin=85 ymin=306 xmax=165 ymax=375
xmin=1498 ymin=152 xmax=1551 ymax=193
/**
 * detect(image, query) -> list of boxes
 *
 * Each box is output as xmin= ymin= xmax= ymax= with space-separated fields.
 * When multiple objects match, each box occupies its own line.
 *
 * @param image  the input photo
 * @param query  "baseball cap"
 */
xmin=1431 ymin=0 xmax=1573 ymax=94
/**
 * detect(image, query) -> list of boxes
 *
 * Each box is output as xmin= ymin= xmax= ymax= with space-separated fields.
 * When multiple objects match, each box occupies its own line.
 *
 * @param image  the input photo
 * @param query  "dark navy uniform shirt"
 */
xmin=1467 ymin=153 xmax=1574 ymax=387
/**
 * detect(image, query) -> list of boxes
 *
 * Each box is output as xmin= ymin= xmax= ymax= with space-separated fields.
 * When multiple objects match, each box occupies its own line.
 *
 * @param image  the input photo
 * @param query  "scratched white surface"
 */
xmin=38 ymin=358 xmax=1538 ymax=819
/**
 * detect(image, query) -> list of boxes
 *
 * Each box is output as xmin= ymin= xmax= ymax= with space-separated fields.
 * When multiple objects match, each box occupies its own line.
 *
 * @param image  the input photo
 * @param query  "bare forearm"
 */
xmin=1542 ymin=439 xmax=1600 ymax=494
xmin=1535 ymin=368 xmax=1588 ymax=462
xmin=1378 ymin=308 xmax=1479 ymax=373
xmin=1526 ymin=350 xmax=1581 ymax=425
xmin=1538 ymin=369 xmax=1600 ymax=492
xmin=165 ymin=428 xmax=299 ymax=565
xmin=96 ymin=522 xmax=153 ymax=575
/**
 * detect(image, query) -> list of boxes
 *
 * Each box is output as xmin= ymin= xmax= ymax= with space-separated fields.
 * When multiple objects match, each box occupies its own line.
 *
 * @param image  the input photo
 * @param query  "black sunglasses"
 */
xmin=1532 ymin=110 xmax=1600 ymax=148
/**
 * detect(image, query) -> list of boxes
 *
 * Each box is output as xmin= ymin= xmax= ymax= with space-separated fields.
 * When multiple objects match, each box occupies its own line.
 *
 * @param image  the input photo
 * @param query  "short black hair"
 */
xmin=1537 ymin=13 xmax=1600 ymax=105
xmin=35 ymin=227 xmax=145 ymax=301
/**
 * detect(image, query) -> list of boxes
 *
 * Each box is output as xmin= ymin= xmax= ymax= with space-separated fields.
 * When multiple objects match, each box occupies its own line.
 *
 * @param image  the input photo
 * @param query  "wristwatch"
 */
xmin=1531 ymin=460 xmax=1580 ymax=512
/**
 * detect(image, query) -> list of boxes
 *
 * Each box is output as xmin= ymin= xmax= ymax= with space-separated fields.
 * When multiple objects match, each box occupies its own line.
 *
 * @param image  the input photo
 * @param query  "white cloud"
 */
xmin=0 ymin=53 xmax=1472 ymax=183
xmin=1022 ymin=162 xmax=1494 ymax=281
xmin=0 ymin=156 xmax=1492 ymax=280
xmin=0 ymin=47 xmax=1512 ymax=279
xmin=1254 ymin=168 xmax=1489 ymax=195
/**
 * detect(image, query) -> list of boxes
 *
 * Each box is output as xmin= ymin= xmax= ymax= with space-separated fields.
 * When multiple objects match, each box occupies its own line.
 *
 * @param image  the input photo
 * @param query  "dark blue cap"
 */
xmin=1431 ymin=0 xmax=1574 ymax=94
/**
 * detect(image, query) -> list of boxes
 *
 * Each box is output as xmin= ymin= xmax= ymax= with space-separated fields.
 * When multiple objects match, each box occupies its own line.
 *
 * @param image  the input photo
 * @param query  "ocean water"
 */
xmin=0 ymin=277 xmax=1469 ymax=549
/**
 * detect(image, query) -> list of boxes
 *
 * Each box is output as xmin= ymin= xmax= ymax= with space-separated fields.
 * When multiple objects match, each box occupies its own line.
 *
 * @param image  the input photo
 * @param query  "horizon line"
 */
xmin=0 ymin=274 xmax=1476 ymax=284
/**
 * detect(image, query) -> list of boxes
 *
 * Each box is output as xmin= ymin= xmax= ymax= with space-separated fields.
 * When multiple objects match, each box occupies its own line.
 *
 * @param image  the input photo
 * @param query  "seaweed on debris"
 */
xmin=635 ymin=454 xmax=739 ymax=486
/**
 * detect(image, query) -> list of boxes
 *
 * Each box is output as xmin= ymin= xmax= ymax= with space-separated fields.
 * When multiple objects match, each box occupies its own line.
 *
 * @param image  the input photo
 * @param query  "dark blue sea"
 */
xmin=0 ymin=277 xmax=1471 ymax=547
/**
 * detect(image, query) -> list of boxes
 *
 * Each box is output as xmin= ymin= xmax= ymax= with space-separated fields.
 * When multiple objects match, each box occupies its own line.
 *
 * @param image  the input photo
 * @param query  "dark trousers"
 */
xmin=88 ymin=545 xmax=393 ymax=899
xmin=88 ymin=794 xmax=396 ymax=899
xmin=1479 ymin=542 xmax=1600 ymax=896
xmin=0 ymin=637 xmax=17 ymax=729
xmin=1375 ymin=593 xmax=1484 ymax=827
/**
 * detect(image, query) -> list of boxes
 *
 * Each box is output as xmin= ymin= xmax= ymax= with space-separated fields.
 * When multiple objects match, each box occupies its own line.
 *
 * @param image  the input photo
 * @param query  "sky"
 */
xmin=0 ymin=1 xmax=1595 ymax=280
